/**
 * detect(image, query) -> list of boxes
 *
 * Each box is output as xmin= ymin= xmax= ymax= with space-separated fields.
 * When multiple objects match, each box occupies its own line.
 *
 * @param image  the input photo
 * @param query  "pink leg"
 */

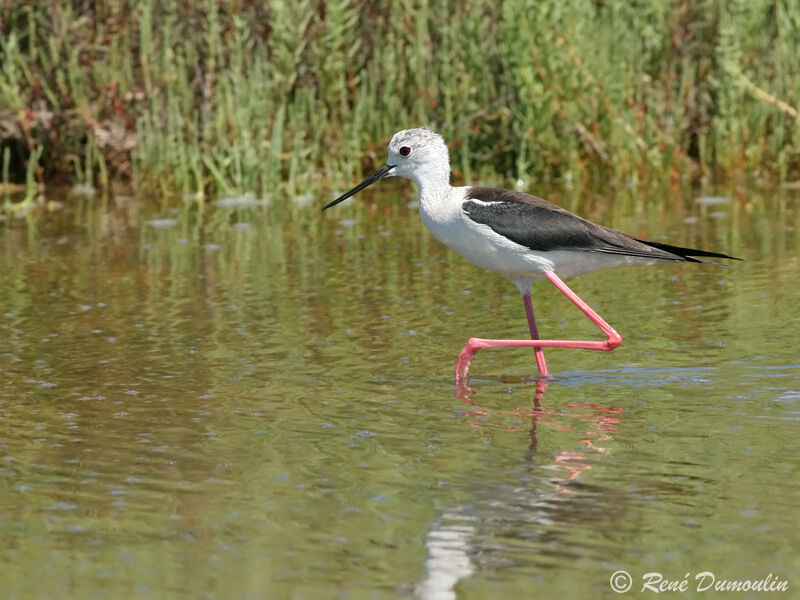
xmin=455 ymin=271 xmax=622 ymax=382
xmin=522 ymin=292 xmax=549 ymax=377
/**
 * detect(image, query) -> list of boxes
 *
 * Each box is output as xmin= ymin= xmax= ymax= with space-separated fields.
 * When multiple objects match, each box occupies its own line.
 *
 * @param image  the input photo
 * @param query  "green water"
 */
xmin=0 ymin=187 xmax=798 ymax=599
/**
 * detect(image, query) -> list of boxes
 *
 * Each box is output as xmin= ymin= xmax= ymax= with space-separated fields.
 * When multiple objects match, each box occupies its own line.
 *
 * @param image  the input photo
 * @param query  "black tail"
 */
xmin=634 ymin=238 xmax=742 ymax=266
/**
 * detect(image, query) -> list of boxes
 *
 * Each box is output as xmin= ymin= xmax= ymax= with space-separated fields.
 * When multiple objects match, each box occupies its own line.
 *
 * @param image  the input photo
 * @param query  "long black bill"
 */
xmin=322 ymin=163 xmax=395 ymax=210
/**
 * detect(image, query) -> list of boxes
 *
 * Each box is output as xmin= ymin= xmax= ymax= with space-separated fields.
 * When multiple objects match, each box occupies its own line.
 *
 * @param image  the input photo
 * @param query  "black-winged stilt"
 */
xmin=323 ymin=128 xmax=740 ymax=380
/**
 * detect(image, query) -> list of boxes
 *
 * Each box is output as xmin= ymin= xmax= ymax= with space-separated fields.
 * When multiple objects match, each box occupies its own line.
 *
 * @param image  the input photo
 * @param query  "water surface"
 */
xmin=0 ymin=186 xmax=798 ymax=598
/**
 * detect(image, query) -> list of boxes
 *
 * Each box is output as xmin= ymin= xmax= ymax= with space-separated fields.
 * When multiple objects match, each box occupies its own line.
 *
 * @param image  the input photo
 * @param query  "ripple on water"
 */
xmin=0 ymin=187 xmax=796 ymax=597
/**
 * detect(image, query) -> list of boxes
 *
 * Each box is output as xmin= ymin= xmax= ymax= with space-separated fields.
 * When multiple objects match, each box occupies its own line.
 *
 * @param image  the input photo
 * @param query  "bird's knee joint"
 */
xmin=604 ymin=333 xmax=623 ymax=351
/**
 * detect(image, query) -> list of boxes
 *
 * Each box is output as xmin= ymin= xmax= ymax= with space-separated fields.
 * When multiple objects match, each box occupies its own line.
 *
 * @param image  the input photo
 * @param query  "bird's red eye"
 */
xmin=399 ymin=146 xmax=411 ymax=157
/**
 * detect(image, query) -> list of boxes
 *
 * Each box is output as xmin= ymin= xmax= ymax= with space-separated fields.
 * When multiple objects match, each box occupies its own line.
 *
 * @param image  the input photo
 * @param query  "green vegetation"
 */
xmin=1 ymin=0 xmax=798 ymax=204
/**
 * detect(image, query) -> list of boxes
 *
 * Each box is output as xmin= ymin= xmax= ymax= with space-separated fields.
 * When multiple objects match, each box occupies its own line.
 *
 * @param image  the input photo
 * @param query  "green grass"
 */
xmin=0 ymin=0 xmax=798 ymax=204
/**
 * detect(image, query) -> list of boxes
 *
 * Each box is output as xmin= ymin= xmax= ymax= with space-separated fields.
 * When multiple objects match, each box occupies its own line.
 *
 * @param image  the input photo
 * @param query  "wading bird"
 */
xmin=323 ymin=128 xmax=739 ymax=380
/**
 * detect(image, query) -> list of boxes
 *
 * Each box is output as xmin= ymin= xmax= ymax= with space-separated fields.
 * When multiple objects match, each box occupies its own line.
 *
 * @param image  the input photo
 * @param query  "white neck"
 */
xmin=407 ymin=162 xmax=451 ymax=201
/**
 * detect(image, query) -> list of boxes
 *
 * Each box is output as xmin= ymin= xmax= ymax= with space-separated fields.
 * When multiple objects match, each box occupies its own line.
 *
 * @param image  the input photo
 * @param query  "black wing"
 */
xmin=463 ymin=187 xmax=740 ymax=264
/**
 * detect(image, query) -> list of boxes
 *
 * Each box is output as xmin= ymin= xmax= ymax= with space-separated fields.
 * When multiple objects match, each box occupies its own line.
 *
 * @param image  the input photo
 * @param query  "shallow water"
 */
xmin=0 ymin=186 xmax=798 ymax=598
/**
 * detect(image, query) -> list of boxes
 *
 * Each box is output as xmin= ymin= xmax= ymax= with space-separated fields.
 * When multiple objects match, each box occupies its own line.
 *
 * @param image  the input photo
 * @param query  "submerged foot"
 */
xmin=455 ymin=339 xmax=480 ymax=383
xmin=455 ymin=337 xmax=552 ymax=383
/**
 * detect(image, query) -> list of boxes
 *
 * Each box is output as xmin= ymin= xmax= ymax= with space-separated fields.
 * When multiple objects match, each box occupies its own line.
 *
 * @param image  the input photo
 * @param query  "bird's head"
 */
xmin=323 ymin=127 xmax=450 ymax=210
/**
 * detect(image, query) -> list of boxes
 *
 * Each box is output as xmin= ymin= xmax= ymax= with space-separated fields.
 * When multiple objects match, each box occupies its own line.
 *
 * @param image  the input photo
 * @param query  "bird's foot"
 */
xmin=454 ymin=337 xmax=553 ymax=383
xmin=455 ymin=339 xmax=480 ymax=384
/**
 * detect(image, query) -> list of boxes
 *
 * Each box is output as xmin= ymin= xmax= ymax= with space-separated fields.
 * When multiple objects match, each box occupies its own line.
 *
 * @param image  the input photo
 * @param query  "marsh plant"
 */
xmin=0 ymin=0 xmax=798 ymax=204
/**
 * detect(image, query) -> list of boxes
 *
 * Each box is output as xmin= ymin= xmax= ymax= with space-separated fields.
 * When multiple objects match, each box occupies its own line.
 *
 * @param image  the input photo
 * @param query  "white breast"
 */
xmin=418 ymin=187 xmax=554 ymax=281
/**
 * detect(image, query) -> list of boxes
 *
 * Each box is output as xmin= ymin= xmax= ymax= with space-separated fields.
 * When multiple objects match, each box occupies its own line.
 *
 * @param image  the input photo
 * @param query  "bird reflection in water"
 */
xmin=415 ymin=377 xmax=623 ymax=600
xmin=455 ymin=376 xmax=622 ymax=484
